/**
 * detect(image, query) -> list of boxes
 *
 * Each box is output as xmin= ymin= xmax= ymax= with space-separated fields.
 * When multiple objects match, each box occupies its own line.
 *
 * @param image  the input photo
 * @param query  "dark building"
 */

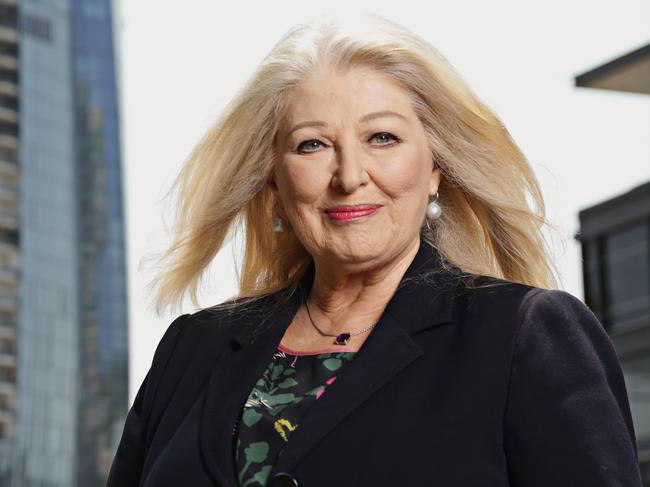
xmin=575 ymin=42 xmax=650 ymax=95
xmin=575 ymin=41 xmax=650 ymax=485
xmin=577 ymin=182 xmax=650 ymax=482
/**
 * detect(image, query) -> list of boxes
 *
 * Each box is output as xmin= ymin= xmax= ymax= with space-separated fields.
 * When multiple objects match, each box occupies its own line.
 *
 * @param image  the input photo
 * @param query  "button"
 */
xmin=268 ymin=472 xmax=300 ymax=487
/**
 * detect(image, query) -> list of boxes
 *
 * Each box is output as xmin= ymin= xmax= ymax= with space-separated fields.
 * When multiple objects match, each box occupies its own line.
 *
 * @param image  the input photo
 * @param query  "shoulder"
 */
xmin=497 ymin=287 xmax=640 ymax=483
xmin=452 ymin=273 xmax=538 ymax=322
xmin=470 ymin=278 xmax=627 ymax=426
xmin=507 ymin=285 xmax=616 ymax=371
xmin=454 ymin=274 xmax=620 ymax=391
xmin=141 ymin=292 xmax=284 ymax=409
xmin=456 ymin=273 xmax=596 ymax=323
xmin=452 ymin=274 xmax=610 ymax=352
xmin=464 ymin=275 xmax=609 ymax=345
xmin=151 ymin=288 xmax=296 ymax=360
xmin=156 ymin=292 xmax=282 ymax=357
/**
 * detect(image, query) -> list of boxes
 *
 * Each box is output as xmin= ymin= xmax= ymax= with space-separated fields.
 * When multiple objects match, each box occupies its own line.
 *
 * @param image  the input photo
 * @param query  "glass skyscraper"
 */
xmin=0 ymin=0 xmax=128 ymax=486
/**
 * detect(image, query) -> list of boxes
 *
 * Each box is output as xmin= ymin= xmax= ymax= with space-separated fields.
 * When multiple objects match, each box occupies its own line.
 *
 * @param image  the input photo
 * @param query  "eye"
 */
xmin=370 ymin=132 xmax=400 ymax=146
xmin=296 ymin=139 xmax=325 ymax=154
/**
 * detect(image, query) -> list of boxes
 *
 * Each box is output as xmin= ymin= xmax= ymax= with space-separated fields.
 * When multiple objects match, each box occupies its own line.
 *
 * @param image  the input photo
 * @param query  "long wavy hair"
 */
xmin=146 ymin=12 xmax=561 ymax=316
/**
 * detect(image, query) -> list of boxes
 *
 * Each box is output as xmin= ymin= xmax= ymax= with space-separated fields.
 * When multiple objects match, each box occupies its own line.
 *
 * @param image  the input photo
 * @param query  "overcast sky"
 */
xmin=117 ymin=0 xmax=650 ymax=403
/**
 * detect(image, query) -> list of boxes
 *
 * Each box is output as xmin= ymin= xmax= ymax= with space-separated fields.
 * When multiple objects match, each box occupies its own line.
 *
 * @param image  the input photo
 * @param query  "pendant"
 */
xmin=334 ymin=333 xmax=351 ymax=345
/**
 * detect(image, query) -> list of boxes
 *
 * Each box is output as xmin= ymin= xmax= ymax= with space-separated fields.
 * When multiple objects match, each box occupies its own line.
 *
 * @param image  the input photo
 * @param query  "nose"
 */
xmin=330 ymin=137 xmax=370 ymax=193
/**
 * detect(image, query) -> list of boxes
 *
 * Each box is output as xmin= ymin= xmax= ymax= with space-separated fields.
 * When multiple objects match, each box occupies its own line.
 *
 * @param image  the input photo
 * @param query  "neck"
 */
xmin=305 ymin=238 xmax=421 ymax=333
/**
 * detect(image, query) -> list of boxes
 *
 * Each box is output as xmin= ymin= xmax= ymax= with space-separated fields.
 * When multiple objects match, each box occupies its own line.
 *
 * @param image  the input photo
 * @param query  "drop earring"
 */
xmin=273 ymin=216 xmax=284 ymax=233
xmin=426 ymin=192 xmax=442 ymax=220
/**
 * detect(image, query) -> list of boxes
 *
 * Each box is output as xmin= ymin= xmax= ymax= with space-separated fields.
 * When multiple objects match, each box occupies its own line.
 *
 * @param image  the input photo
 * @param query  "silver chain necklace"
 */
xmin=303 ymin=295 xmax=378 ymax=346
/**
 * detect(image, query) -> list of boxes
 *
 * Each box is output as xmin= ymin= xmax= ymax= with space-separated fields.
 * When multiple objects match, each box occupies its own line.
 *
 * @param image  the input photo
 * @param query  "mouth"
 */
xmin=324 ymin=204 xmax=383 ymax=222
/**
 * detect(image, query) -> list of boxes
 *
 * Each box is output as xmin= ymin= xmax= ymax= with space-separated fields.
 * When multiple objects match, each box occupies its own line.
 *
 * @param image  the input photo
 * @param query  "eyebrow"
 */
xmin=285 ymin=110 xmax=408 ymax=139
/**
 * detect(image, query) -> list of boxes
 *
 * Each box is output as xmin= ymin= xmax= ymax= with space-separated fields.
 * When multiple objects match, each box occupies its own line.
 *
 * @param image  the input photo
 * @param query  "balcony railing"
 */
xmin=0 ymin=380 xmax=15 ymax=396
xmin=0 ymin=27 xmax=17 ymax=44
xmin=0 ymin=296 xmax=17 ymax=313
xmin=0 ymin=182 xmax=17 ymax=203
xmin=0 ymin=135 xmax=17 ymax=152
xmin=0 ymin=242 xmax=17 ymax=260
xmin=0 ymin=265 xmax=17 ymax=284
xmin=0 ymin=354 xmax=14 ymax=368
xmin=0 ymin=107 xmax=17 ymax=125
xmin=0 ymin=325 xmax=15 ymax=340
xmin=0 ymin=81 xmax=17 ymax=98
xmin=0 ymin=55 xmax=16 ymax=71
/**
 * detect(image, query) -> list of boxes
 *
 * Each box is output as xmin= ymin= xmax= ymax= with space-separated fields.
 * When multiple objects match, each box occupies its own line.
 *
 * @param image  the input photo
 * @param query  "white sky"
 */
xmin=117 ymin=0 xmax=650 ymax=404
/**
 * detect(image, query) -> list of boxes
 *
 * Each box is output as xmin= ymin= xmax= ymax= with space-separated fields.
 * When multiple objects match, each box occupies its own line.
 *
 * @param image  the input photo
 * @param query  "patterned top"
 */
xmin=233 ymin=343 xmax=358 ymax=486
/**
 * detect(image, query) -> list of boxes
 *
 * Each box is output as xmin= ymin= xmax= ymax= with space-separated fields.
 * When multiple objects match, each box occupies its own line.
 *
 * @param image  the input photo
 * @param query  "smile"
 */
xmin=324 ymin=204 xmax=383 ymax=222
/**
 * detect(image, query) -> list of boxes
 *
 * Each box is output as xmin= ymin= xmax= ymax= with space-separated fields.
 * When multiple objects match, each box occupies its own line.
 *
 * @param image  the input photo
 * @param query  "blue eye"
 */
xmin=296 ymin=139 xmax=323 ymax=154
xmin=371 ymin=132 xmax=400 ymax=145
xmin=295 ymin=132 xmax=400 ymax=154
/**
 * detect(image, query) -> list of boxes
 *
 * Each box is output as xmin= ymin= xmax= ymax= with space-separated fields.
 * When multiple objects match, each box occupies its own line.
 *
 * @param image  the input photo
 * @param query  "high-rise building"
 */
xmin=575 ymin=42 xmax=650 ymax=485
xmin=0 ymin=0 xmax=128 ymax=486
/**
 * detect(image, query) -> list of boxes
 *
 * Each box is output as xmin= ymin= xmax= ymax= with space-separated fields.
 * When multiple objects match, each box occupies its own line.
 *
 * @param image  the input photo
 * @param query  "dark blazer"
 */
xmin=107 ymin=241 xmax=642 ymax=487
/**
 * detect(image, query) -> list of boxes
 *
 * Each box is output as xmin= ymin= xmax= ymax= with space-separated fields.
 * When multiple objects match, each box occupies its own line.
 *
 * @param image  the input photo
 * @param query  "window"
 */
xmin=621 ymin=354 xmax=650 ymax=446
xmin=603 ymin=222 xmax=650 ymax=334
xmin=18 ymin=12 xmax=52 ymax=43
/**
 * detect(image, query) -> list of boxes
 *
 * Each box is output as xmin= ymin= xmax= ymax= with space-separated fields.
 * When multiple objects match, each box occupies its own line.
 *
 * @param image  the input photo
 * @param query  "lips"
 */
xmin=324 ymin=204 xmax=383 ymax=221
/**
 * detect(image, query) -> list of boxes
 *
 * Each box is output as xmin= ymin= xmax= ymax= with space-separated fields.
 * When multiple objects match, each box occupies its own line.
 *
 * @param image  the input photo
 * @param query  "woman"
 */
xmin=107 ymin=13 xmax=643 ymax=487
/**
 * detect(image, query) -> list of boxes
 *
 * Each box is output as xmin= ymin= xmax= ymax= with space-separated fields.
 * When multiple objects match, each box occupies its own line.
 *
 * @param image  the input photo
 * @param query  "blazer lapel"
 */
xmin=199 ymin=240 xmax=461 ymax=486
xmin=199 ymin=287 xmax=304 ymax=487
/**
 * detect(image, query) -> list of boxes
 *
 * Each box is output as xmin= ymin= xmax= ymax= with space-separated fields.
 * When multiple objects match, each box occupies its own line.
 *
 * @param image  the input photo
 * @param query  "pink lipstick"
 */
xmin=324 ymin=204 xmax=383 ymax=222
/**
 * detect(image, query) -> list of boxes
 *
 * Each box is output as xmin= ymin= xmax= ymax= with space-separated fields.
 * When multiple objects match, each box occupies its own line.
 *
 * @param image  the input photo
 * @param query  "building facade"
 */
xmin=577 ymin=182 xmax=650 ymax=484
xmin=575 ymin=41 xmax=650 ymax=485
xmin=0 ymin=0 xmax=128 ymax=485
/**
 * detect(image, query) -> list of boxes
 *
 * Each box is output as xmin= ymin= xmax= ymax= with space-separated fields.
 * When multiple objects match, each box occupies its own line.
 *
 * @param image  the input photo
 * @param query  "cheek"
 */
xmin=377 ymin=151 xmax=431 ymax=201
xmin=275 ymin=162 xmax=327 ymax=209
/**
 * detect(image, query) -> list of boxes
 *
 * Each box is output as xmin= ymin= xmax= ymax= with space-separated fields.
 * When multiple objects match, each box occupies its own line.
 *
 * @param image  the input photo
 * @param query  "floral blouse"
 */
xmin=232 ymin=343 xmax=358 ymax=487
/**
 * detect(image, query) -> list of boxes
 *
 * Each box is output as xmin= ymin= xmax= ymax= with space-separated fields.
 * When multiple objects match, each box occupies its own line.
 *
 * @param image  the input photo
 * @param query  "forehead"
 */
xmin=281 ymin=66 xmax=416 ymax=123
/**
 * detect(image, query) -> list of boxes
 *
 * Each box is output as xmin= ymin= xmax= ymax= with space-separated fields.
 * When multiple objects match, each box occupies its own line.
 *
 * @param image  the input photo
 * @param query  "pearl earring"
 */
xmin=273 ymin=216 xmax=284 ymax=233
xmin=426 ymin=192 xmax=442 ymax=220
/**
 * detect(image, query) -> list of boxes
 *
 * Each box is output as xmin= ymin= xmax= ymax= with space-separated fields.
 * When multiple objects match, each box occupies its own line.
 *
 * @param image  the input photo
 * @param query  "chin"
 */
xmin=321 ymin=237 xmax=393 ymax=269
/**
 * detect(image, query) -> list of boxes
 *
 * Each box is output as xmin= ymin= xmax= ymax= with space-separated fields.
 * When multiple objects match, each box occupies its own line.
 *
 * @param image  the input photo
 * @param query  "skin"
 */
xmin=270 ymin=65 xmax=441 ymax=351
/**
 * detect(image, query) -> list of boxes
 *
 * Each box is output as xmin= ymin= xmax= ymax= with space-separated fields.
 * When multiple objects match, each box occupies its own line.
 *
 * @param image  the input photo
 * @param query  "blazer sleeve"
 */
xmin=106 ymin=313 xmax=191 ymax=487
xmin=503 ymin=288 xmax=642 ymax=486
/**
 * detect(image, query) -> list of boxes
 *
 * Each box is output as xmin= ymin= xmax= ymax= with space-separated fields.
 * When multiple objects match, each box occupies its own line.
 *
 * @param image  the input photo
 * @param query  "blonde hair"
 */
xmin=147 ymin=12 xmax=560 ymax=316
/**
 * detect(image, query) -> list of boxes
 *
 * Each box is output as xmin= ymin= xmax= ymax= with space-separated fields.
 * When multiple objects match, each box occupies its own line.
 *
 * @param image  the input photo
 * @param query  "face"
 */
xmin=271 ymin=66 xmax=441 ymax=271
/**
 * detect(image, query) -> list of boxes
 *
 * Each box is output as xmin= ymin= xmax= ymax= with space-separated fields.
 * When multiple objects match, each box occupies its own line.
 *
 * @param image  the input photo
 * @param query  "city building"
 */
xmin=575 ymin=42 xmax=650 ymax=485
xmin=575 ymin=42 xmax=650 ymax=95
xmin=0 ymin=0 xmax=128 ymax=485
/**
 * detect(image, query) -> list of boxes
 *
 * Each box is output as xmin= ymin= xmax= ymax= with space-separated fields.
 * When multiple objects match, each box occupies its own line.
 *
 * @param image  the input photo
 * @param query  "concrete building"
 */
xmin=575 ymin=42 xmax=650 ymax=485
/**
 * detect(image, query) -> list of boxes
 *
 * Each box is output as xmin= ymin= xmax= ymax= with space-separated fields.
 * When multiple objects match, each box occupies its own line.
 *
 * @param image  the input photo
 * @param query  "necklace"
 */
xmin=303 ymin=295 xmax=378 ymax=346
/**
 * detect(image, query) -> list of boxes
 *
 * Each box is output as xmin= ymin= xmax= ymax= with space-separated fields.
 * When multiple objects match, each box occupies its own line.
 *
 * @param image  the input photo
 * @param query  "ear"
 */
xmin=429 ymin=164 xmax=442 ymax=197
xmin=273 ymin=200 xmax=288 ymax=222
xmin=268 ymin=173 xmax=279 ymax=193
xmin=269 ymin=183 xmax=287 ymax=219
